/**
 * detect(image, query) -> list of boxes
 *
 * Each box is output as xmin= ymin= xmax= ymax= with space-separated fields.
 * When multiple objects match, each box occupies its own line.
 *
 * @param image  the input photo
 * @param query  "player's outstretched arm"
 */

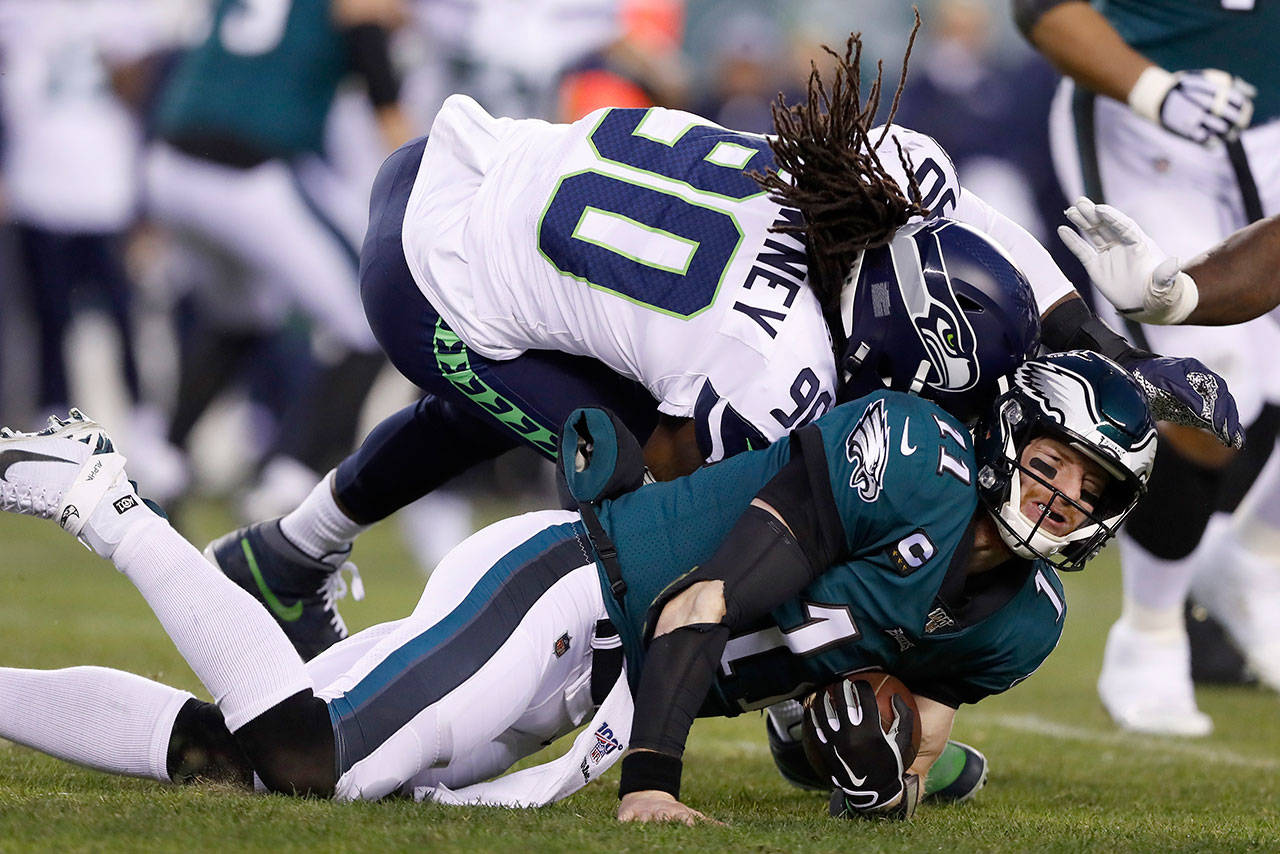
xmin=1018 ymin=1 xmax=1254 ymax=145
xmin=1060 ymin=197 xmax=1280 ymax=326
xmin=1039 ymin=289 xmax=1243 ymax=448
xmin=1183 ymin=215 xmax=1280 ymax=325
xmin=1016 ymin=0 xmax=1150 ymax=103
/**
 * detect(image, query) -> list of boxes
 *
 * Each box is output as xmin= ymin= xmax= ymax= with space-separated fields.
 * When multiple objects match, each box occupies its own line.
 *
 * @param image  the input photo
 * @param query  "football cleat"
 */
xmin=204 ymin=520 xmax=363 ymax=661
xmin=1189 ymin=531 xmax=1280 ymax=692
xmin=0 ymin=410 xmax=124 ymax=529
xmin=0 ymin=410 xmax=157 ymax=557
xmin=765 ymin=699 xmax=826 ymax=791
xmin=1097 ymin=617 xmax=1212 ymax=737
xmin=922 ymin=740 xmax=987 ymax=804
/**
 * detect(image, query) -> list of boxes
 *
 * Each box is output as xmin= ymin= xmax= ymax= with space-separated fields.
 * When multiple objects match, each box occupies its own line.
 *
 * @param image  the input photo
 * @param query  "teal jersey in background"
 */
xmin=1097 ymin=0 xmax=1280 ymax=123
xmin=597 ymin=391 xmax=1066 ymax=713
xmin=156 ymin=0 xmax=349 ymax=158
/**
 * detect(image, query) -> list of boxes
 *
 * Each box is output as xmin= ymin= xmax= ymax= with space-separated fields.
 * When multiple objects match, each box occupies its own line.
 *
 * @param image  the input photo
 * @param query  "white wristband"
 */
xmin=1128 ymin=66 xmax=1176 ymax=124
xmin=1153 ymin=271 xmax=1199 ymax=324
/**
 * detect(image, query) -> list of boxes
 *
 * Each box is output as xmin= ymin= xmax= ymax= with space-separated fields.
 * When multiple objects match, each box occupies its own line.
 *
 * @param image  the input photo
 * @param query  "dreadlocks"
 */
xmin=754 ymin=19 xmax=926 ymax=314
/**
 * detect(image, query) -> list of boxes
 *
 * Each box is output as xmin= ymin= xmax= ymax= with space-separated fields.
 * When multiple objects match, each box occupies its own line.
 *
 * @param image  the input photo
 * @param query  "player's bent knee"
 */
xmin=234 ymin=689 xmax=337 ymax=797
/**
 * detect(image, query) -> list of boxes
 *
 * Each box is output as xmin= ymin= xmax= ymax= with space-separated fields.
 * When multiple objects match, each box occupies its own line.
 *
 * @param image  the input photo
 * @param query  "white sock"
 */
xmin=1117 ymin=531 xmax=1196 ymax=636
xmin=0 ymin=666 xmax=191 ymax=782
xmin=279 ymin=470 xmax=370 ymax=562
xmin=111 ymin=516 xmax=313 ymax=731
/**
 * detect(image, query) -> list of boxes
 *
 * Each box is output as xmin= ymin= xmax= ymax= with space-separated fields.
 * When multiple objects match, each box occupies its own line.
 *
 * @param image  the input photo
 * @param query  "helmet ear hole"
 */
xmin=956 ymin=293 xmax=984 ymax=313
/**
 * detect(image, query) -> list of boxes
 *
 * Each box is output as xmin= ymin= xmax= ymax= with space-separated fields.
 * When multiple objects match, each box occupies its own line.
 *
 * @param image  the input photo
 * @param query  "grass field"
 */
xmin=2 ymin=502 xmax=1280 ymax=853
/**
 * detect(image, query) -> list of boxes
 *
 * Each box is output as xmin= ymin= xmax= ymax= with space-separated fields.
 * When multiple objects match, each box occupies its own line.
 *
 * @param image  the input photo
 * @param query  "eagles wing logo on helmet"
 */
xmin=1017 ymin=359 xmax=1100 ymax=427
xmin=845 ymin=398 xmax=891 ymax=502
xmin=1017 ymin=359 xmax=1135 ymax=464
xmin=893 ymin=226 xmax=979 ymax=393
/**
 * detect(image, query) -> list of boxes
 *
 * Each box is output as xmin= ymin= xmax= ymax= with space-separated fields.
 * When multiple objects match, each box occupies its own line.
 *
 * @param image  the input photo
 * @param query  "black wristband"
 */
xmin=1039 ymin=296 xmax=1150 ymax=365
xmin=345 ymin=23 xmax=402 ymax=107
xmin=618 ymin=751 xmax=683 ymax=800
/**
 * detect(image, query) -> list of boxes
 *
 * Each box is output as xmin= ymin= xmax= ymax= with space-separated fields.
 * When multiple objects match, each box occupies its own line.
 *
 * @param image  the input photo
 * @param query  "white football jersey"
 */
xmin=401 ymin=96 xmax=990 ymax=460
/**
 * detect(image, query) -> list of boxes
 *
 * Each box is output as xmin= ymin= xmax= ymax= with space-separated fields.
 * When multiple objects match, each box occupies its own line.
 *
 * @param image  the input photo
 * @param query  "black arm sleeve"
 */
xmin=756 ymin=424 xmax=846 ymax=570
xmin=621 ymin=483 xmax=826 ymax=797
xmin=1039 ymin=293 xmax=1152 ymax=366
xmin=1011 ymin=0 xmax=1084 ymax=38
xmin=344 ymin=23 xmax=401 ymax=108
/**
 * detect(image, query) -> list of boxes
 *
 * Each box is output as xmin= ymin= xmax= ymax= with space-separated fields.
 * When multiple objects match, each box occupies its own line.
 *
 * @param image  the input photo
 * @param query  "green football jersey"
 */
xmin=597 ymin=391 xmax=1066 ymax=713
xmin=1097 ymin=0 xmax=1280 ymax=122
xmin=156 ymin=0 xmax=349 ymax=158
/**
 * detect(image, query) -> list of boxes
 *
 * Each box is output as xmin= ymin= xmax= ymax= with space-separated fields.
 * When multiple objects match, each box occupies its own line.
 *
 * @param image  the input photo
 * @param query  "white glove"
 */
xmin=1058 ymin=197 xmax=1199 ymax=325
xmin=1128 ymin=66 xmax=1256 ymax=145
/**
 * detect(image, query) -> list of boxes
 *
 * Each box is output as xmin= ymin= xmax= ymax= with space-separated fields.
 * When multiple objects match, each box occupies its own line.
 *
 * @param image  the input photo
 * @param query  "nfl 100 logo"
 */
xmin=589 ymin=722 xmax=622 ymax=763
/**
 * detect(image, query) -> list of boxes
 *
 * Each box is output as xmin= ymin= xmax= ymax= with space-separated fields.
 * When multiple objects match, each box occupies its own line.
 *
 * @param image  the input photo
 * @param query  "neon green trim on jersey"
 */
xmin=585 ymin=108 xmax=768 ymax=203
xmin=631 ymin=109 xmax=697 ymax=146
xmin=535 ymin=169 xmax=744 ymax=322
xmin=571 ymin=207 xmax=699 ymax=275
xmin=433 ymin=321 xmax=560 ymax=459
xmin=704 ymin=141 xmax=758 ymax=171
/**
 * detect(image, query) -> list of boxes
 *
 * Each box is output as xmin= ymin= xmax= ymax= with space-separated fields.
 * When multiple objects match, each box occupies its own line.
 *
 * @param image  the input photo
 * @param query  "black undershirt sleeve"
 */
xmin=756 ymin=424 xmax=846 ymax=570
xmin=1039 ymin=294 xmax=1151 ymax=366
xmin=344 ymin=23 xmax=401 ymax=108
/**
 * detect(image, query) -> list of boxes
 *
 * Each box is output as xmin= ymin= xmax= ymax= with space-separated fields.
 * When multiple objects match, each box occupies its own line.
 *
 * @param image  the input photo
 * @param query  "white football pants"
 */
xmin=308 ymin=509 xmax=607 ymax=801
xmin=143 ymin=141 xmax=379 ymax=353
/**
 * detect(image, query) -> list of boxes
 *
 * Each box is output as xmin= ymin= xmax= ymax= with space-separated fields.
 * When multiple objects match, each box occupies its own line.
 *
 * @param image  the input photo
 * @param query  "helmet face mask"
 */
xmin=838 ymin=219 xmax=1040 ymax=424
xmin=975 ymin=352 xmax=1157 ymax=570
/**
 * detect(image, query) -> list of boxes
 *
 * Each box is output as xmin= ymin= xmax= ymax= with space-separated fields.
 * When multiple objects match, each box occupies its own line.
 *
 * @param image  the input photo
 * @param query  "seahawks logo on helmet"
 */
xmin=894 ymin=223 xmax=980 ymax=394
xmin=845 ymin=398 xmax=890 ymax=502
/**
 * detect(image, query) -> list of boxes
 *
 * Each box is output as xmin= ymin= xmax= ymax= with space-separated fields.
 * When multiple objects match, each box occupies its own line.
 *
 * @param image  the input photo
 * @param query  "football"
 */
xmin=801 ymin=671 xmax=923 ymax=773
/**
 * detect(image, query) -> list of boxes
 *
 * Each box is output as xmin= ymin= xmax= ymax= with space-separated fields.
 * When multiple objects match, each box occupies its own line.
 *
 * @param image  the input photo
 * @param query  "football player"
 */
xmin=0 ymin=349 xmax=1155 ymax=822
xmin=1017 ymin=0 xmax=1280 ymax=734
xmin=1060 ymin=197 xmax=1280 ymax=328
xmin=144 ymin=0 xmax=415 ymax=504
xmin=202 ymin=32 xmax=1233 ymax=667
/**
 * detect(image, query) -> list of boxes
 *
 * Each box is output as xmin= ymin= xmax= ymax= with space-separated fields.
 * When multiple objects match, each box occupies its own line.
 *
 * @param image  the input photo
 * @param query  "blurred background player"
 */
xmin=142 ymin=0 xmax=416 ymax=517
xmin=0 ymin=0 xmax=186 ymax=492
xmin=1016 ymin=0 xmax=1280 ymax=734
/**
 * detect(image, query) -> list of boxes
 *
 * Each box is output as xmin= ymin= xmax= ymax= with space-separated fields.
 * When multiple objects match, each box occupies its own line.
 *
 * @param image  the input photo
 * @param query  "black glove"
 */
xmin=803 ymin=680 xmax=917 ymax=819
xmin=829 ymin=773 xmax=920 ymax=821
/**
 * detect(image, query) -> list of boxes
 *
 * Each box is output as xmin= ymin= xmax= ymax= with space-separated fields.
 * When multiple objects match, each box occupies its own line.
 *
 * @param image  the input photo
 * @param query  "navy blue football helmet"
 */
xmin=974 ymin=351 xmax=1157 ymax=571
xmin=837 ymin=219 xmax=1041 ymax=423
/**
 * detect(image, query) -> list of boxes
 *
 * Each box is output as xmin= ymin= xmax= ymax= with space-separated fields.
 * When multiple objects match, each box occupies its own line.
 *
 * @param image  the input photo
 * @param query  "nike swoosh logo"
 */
xmin=899 ymin=418 xmax=917 ymax=456
xmin=0 ymin=449 xmax=77 ymax=482
xmin=241 ymin=538 xmax=303 ymax=623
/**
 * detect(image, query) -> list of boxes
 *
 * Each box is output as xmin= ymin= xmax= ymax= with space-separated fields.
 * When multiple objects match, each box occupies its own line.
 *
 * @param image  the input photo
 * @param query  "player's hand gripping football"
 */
xmin=1127 ymin=66 xmax=1255 ymax=145
xmin=1059 ymin=197 xmax=1198 ymax=325
xmin=804 ymin=680 xmax=919 ymax=820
